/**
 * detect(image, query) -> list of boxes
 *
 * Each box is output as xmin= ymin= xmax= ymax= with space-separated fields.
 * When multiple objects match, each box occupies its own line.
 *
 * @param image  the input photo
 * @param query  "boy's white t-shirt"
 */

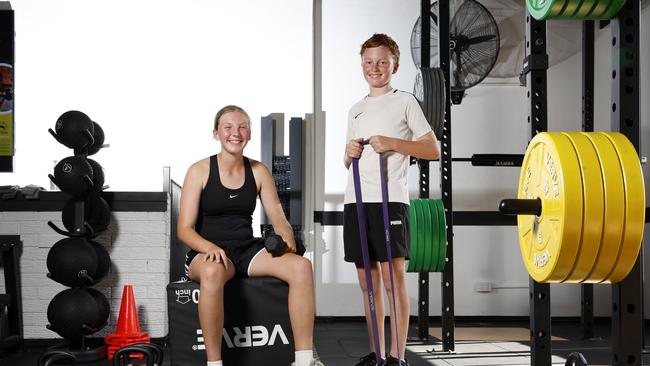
xmin=344 ymin=89 xmax=432 ymax=205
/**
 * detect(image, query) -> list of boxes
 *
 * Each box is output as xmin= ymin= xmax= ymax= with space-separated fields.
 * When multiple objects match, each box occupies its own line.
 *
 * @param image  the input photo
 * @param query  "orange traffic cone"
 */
xmin=104 ymin=285 xmax=150 ymax=359
xmin=115 ymin=285 xmax=141 ymax=334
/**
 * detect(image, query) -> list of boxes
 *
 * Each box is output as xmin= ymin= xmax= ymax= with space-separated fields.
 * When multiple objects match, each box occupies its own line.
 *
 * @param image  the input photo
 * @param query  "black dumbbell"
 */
xmin=264 ymin=235 xmax=288 ymax=257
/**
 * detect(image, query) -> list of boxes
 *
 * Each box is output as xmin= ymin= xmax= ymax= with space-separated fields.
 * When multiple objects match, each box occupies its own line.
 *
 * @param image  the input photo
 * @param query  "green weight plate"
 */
xmin=527 ymin=0 xmax=565 ymax=20
xmin=408 ymin=199 xmax=417 ymax=272
xmin=553 ymin=0 xmax=572 ymax=18
xmin=558 ymin=0 xmax=585 ymax=18
xmin=420 ymin=199 xmax=433 ymax=272
xmin=414 ymin=200 xmax=426 ymax=272
xmin=428 ymin=199 xmax=440 ymax=272
xmin=407 ymin=200 xmax=417 ymax=272
xmin=422 ymin=199 xmax=437 ymax=272
xmin=587 ymin=0 xmax=610 ymax=18
xmin=598 ymin=0 xmax=626 ymax=19
xmin=436 ymin=199 xmax=447 ymax=272
xmin=574 ymin=0 xmax=599 ymax=18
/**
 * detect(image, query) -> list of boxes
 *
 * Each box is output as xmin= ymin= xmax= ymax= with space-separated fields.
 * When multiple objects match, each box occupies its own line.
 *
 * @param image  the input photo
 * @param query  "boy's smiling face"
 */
xmin=361 ymin=46 xmax=399 ymax=91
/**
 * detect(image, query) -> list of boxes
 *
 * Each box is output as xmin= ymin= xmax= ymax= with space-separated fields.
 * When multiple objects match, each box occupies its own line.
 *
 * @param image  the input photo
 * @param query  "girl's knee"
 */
xmin=200 ymin=264 xmax=229 ymax=290
xmin=291 ymin=257 xmax=313 ymax=284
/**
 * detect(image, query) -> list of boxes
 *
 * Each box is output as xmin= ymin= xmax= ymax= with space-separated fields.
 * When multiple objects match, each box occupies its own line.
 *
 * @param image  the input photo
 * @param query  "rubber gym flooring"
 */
xmin=2 ymin=318 xmax=650 ymax=365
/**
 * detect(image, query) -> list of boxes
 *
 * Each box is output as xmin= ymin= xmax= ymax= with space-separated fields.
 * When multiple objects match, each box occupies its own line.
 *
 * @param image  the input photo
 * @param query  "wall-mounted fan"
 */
xmin=411 ymin=0 xmax=500 ymax=104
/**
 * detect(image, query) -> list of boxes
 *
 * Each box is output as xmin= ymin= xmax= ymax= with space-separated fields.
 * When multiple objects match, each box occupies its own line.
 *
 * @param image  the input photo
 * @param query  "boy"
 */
xmin=343 ymin=33 xmax=440 ymax=366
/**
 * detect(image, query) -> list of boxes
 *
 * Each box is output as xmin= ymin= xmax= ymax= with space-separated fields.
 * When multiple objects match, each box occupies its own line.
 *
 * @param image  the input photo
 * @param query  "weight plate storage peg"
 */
xmin=501 ymin=132 xmax=584 ymax=283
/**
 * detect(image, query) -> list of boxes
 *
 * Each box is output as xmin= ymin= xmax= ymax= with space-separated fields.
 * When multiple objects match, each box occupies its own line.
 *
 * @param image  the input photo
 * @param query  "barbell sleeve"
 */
xmin=498 ymin=198 xmax=542 ymax=216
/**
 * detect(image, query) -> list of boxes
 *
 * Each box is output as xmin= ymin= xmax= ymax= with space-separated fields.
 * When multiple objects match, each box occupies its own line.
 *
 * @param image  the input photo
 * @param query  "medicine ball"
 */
xmin=86 ymin=158 xmax=105 ymax=189
xmin=61 ymin=192 xmax=111 ymax=235
xmin=86 ymin=122 xmax=105 ymax=156
xmin=52 ymin=156 xmax=93 ymax=197
xmin=47 ymin=288 xmax=103 ymax=339
xmin=88 ymin=240 xmax=111 ymax=284
xmin=85 ymin=287 xmax=110 ymax=331
xmin=46 ymin=237 xmax=98 ymax=287
xmin=54 ymin=110 xmax=95 ymax=150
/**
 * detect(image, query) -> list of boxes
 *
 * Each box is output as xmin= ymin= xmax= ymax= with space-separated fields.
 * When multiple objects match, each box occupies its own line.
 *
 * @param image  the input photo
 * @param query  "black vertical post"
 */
xmin=0 ymin=235 xmax=22 ymax=341
xmin=289 ymin=117 xmax=303 ymax=241
xmin=580 ymin=20 xmax=595 ymax=340
xmin=524 ymin=10 xmax=551 ymax=366
xmin=416 ymin=0 xmax=431 ymax=341
xmin=438 ymin=0 xmax=454 ymax=353
xmin=260 ymin=115 xmax=276 ymax=227
xmin=611 ymin=1 xmax=641 ymax=365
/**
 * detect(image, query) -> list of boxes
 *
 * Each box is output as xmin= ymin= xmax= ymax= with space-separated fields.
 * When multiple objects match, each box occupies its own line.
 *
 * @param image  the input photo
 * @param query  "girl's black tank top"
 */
xmin=195 ymin=155 xmax=257 ymax=243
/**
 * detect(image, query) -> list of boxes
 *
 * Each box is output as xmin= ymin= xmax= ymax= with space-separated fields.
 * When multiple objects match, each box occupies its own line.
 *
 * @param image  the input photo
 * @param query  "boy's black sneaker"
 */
xmin=385 ymin=355 xmax=408 ymax=366
xmin=356 ymin=352 xmax=381 ymax=366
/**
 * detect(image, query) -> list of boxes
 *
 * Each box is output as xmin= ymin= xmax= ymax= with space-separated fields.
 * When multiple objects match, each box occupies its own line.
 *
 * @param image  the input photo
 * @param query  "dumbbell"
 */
xmin=264 ymin=235 xmax=288 ymax=257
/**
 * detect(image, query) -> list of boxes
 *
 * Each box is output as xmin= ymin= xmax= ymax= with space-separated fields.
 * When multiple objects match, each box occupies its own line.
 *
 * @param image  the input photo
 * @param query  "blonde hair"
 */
xmin=214 ymin=105 xmax=250 ymax=130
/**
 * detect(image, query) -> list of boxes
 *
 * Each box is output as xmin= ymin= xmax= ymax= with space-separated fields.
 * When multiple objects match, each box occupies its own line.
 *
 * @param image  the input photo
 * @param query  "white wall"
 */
xmin=0 ymin=208 xmax=170 ymax=339
xmin=0 ymin=0 xmax=312 ymax=192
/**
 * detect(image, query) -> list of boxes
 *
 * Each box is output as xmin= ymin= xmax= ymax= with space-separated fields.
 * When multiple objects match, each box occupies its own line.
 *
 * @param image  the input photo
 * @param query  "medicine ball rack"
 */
xmin=41 ymin=111 xmax=111 ymax=364
xmin=260 ymin=113 xmax=304 ymax=250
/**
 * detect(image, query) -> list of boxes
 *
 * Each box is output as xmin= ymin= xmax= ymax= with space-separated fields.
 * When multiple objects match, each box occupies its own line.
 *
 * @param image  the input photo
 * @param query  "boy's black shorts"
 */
xmin=343 ymin=202 xmax=410 ymax=265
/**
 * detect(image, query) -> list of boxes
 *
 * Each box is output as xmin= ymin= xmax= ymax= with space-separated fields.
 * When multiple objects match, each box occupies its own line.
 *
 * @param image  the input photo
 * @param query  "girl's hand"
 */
xmin=204 ymin=247 xmax=229 ymax=269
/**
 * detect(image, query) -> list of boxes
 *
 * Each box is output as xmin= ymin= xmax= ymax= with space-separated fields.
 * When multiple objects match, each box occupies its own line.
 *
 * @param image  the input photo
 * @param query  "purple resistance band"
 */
xmin=352 ymin=140 xmax=402 ymax=365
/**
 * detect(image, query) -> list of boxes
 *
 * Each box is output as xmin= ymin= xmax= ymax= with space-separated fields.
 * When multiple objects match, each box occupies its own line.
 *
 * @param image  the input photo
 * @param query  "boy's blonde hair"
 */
xmin=360 ymin=33 xmax=400 ymax=64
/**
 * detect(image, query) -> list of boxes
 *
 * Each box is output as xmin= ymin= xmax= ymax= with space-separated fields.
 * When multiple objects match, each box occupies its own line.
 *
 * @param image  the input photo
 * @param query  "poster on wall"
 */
xmin=0 ymin=2 xmax=14 ymax=172
xmin=0 ymin=63 xmax=12 ymax=158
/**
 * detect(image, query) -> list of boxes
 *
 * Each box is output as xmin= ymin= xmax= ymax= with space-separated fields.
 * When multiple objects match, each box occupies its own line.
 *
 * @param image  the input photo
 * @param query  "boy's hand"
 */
xmin=346 ymin=138 xmax=365 ymax=159
xmin=368 ymin=135 xmax=395 ymax=153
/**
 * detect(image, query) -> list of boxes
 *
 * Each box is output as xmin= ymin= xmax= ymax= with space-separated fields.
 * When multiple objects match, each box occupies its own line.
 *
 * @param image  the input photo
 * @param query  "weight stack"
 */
xmin=260 ymin=114 xmax=304 ymax=250
xmin=41 ymin=111 xmax=111 ymax=364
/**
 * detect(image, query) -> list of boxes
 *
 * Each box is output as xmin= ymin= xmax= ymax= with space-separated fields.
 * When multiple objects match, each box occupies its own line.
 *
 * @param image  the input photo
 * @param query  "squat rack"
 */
xmin=428 ymin=1 xmax=644 ymax=364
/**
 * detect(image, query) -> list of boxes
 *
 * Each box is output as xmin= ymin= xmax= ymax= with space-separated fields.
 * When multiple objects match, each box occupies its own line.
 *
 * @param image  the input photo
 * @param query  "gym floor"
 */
xmin=2 ymin=318 xmax=650 ymax=366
